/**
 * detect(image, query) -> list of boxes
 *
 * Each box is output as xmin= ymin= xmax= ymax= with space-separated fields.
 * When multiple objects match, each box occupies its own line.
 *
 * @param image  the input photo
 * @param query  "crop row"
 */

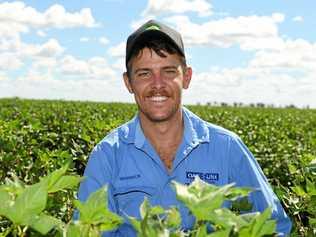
xmin=0 ymin=98 xmax=315 ymax=236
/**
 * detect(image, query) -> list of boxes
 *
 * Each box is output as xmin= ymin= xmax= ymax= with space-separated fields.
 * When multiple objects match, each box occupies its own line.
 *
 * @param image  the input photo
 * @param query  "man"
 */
xmin=77 ymin=19 xmax=292 ymax=236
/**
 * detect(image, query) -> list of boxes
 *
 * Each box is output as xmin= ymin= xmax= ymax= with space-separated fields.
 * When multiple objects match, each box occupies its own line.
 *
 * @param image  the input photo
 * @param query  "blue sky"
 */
xmin=0 ymin=0 xmax=315 ymax=107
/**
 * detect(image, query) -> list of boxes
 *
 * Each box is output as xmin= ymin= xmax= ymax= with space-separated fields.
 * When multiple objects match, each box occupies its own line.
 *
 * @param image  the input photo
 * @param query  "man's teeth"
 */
xmin=149 ymin=96 xmax=168 ymax=102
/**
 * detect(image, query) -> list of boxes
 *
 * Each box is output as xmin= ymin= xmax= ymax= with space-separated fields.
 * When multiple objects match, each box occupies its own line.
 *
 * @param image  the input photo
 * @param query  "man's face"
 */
xmin=124 ymin=47 xmax=192 ymax=123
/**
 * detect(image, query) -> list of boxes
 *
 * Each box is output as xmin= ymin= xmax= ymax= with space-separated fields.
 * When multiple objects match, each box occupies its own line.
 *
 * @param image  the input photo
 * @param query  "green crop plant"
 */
xmin=127 ymin=177 xmax=276 ymax=237
xmin=0 ymin=164 xmax=123 ymax=237
xmin=1 ymin=98 xmax=316 ymax=235
xmin=0 ymin=162 xmax=276 ymax=237
xmin=0 ymin=163 xmax=82 ymax=236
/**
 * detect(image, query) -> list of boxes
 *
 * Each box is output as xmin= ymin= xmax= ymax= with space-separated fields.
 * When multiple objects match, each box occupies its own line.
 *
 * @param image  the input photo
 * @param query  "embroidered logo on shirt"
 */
xmin=119 ymin=174 xmax=141 ymax=180
xmin=186 ymin=171 xmax=219 ymax=184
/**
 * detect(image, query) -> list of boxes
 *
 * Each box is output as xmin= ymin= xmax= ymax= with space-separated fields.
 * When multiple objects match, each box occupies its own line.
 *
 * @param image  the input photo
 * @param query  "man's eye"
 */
xmin=163 ymin=69 xmax=177 ymax=77
xmin=136 ymin=72 xmax=150 ymax=78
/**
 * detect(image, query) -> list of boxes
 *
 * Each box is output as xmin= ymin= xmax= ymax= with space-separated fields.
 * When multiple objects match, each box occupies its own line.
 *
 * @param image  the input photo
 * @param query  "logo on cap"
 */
xmin=145 ymin=24 xmax=160 ymax=31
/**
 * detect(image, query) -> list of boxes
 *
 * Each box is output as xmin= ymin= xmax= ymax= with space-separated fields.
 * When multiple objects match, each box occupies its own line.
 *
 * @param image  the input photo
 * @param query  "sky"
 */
xmin=0 ymin=0 xmax=315 ymax=108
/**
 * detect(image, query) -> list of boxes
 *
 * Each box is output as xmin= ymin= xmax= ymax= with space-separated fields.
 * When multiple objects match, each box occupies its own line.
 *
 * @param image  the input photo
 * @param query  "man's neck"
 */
xmin=139 ymin=110 xmax=184 ymax=171
xmin=139 ymin=110 xmax=184 ymax=148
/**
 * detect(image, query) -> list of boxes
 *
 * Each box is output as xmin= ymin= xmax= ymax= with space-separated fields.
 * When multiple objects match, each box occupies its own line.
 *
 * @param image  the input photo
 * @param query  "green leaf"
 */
xmin=309 ymin=217 xmax=316 ymax=227
xmin=225 ymin=186 xmax=253 ymax=201
xmin=209 ymin=208 xmax=248 ymax=230
xmin=256 ymin=219 xmax=276 ymax=236
xmin=29 ymin=213 xmax=63 ymax=235
xmin=239 ymin=212 xmax=259 ymax=223
xmin=128 ymin=216 xmax=142 ymax=233
xmin=7 ymin=181 xmax=47 ymax=224
xmin=173 ymin=179 xmax=238 ymax=221
xmin=66 ymin=224 xmax=80 ymax=237
xmin=43 ymin=163 xmax=69 ymax=192
xmin=195 ymin=225 xmax=208 ymax=237
xmin=306 ymin=179 xmax=316 ymax=195
xmin=291 ymin=185 xmax=306 ymax=197
xmin=288 ymin=163 xmax=297 ymax=174
xmin=231 ymin=197 xmax=253 ymax=213
xmin=208 ymin=228 xmax=232 ymax=237
xmin=165 ymin=207 xmax=181 ymax=229
xmin=75 ymin=186 xmax=122 ymax=231
xmin=250 ymin=207 xmax=276 ymax=237
xmin=66 ymin=223 xmax=90 ymax=237
xmin=149 ymin=205 xmax=165 ymax=216
xmin=0 ymin=189 xmax=12 ymax=216
xmin=48 ymin=175 xmax=83 ymax=193
xmin=99 ymin=211 xmax=123 ymax=232
xmin=75 ymin=186 xmax=107 ymax=223
xmin=140 ymin=197 xmax=150 ymax=219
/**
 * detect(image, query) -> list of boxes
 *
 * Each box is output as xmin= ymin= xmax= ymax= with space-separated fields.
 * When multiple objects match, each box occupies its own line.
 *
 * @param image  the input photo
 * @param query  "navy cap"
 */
xmin=125 ymin=20 xmax=185 ymax=67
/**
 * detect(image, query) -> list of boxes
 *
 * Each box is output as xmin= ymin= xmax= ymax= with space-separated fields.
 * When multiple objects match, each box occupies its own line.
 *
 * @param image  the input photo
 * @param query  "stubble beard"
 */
xmin=137 ymin=100 xmax=181 ymax=123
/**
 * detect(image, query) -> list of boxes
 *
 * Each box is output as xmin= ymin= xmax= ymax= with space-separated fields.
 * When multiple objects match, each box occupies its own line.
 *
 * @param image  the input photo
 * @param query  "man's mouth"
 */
xmin=148 ymin=96 xmax=168 ymax=102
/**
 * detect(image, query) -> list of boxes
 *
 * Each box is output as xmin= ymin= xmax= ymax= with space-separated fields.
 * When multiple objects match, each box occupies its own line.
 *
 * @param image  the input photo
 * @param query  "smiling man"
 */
xmin=77 ymin=20 xmax=292 ymax=236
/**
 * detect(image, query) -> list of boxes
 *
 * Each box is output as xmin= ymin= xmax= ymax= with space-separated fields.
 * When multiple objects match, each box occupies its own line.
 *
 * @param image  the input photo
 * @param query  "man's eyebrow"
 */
xmin=134 ymin=68 xmax=151 ymax=74
xmin=162 ymin=65 xmax=178 ymax=70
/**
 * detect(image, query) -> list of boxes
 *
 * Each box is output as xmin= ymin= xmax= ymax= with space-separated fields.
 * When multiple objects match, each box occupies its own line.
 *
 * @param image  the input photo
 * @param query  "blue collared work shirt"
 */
xmin=77 ymin=107 xmax=292 ymax=236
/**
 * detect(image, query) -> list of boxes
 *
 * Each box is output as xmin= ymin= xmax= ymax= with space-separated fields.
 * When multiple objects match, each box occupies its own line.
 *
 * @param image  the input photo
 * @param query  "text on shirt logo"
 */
xmin=186 ymin=171 xmax=219 ymax=183
xmin=119 ymin=174 xmax=141 ymax=180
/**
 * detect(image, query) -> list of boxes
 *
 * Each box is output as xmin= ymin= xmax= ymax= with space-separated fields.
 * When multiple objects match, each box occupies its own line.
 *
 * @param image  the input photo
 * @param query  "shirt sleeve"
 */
xmin=228 ymin=135 xmax=292 ymax=236
xmin=76 ymin=143 xmax=117 ymax=217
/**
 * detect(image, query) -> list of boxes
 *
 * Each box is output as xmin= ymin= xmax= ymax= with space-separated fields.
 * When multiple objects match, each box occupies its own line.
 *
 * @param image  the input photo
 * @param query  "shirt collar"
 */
xmin=182 ymin=107 xmax=209 ymax=146
xmin=119 ymin=107 xmax=210 ymax=146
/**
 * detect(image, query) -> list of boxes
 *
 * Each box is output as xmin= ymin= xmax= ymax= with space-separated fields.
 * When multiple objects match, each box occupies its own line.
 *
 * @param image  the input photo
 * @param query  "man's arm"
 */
xmin=228 ymin=135 xmax=292 ymax=236
xmin=76 ymin=143 xmax=117 ymax=216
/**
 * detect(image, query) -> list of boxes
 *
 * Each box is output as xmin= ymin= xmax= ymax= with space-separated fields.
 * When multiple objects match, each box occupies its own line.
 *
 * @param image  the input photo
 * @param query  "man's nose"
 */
xmin=151 ymin=71 xmax=166 ymax=88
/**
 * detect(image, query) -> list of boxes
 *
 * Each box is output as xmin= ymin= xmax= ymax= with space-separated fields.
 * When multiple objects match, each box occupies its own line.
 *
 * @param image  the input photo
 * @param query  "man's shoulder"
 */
xmin=96 ymin=116 xmax=137 ymax=148
xmin=183 ymin=107 xmax=239 ymax=142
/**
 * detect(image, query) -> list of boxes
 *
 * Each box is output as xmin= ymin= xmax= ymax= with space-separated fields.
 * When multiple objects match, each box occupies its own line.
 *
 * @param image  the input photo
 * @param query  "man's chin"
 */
xmin=138 ymin=110 xmax=169 ymax=122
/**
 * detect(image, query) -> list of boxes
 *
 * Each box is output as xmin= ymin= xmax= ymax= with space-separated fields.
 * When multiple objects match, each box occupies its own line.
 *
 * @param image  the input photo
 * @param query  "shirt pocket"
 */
xmin=113 ymin=186 xmax=157 ymax=218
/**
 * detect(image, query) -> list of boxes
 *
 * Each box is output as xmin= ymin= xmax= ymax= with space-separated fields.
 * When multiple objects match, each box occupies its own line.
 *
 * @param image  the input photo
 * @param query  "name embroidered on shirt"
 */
xmin=186 ymin=171 xmax=219 ymax=182
xmin=119 ymin=174 xmax=141 ymax=180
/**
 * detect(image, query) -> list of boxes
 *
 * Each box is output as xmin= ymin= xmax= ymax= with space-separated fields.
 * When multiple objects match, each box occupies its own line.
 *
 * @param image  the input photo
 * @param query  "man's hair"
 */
xmin=126 ymin=37 xmax=187 ymax=79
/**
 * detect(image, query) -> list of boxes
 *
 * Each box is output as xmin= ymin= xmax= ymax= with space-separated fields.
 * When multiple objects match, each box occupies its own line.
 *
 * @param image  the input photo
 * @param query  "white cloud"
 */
xmin=0 ymin=52 xmax=23 ymax=70
xmin=0 ymin=21 xmax=29 ymax=38
xmin=250 ymin=39 xmax=316 ymax=72
xmin=35 ymin=38 xmax=64 ymax=57
xmin=0 ymin=37 xmax=64 ymax=71
xmin=58 ymin=55 xmax=116 ymax=79
xmin=292 ymin=16 xmax=303 ymax=22
xmin=108 ymin=42 xmax=125 ymax=58
xmin=184 ymin=66 xmax=316 ymax=108
xmin=0 ymin=76 xmax=132 ymax=102
xmin=142 ymin=0 xmax=212 ymax=17
xmin=271 ymin=13 xmax=285 ymax=23
xmin=0 ymin=72 xmax=7 ymax=81
xmin=80 ymin=37 xmax=90 ymax=42
xmin=32 ymin=58 xmax=57 ymax=71
xmin=43 ymin=5 xmax=97 ymax=28
xmin=59 ymin=55 xmax=90 ymax=75
xmin=0 ymin=36 xmax=22 ymax=52
xmin=0 ymin=1 xmax=97 ymax=29
xmin=88 ymin=57 xmax=116 ymax=78
xmin=99 ymin=37 xmax=109 ymax=45
xmin=36 ymin=30 xmax=46 ymax=37
xmin=165 ymin=13 xmax=285 ymax=50
xmin=112 ymin=57 xmax=126 ymax=72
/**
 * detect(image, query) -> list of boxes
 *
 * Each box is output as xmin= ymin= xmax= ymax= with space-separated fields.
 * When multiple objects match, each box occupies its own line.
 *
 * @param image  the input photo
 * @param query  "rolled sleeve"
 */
xmin=228 ymin=135 xmax=292 ymax=236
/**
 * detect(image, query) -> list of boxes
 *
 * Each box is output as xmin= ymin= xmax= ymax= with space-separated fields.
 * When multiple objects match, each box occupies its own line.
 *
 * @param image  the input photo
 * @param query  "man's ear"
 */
xmin=183 ymin=67 xmax=192 ymax=89
xmin=123 ymin=72 xmax=133 ymax=93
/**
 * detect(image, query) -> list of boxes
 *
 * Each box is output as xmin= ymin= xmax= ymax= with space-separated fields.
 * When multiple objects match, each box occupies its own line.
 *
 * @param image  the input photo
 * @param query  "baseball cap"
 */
xmin=125 ymin=19 xmax=185 ymax=67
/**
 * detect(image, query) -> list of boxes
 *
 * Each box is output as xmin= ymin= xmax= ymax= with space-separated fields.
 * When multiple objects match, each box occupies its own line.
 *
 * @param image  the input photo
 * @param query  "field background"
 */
xmin=0 ymin=98 xmax=315 ymax=236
